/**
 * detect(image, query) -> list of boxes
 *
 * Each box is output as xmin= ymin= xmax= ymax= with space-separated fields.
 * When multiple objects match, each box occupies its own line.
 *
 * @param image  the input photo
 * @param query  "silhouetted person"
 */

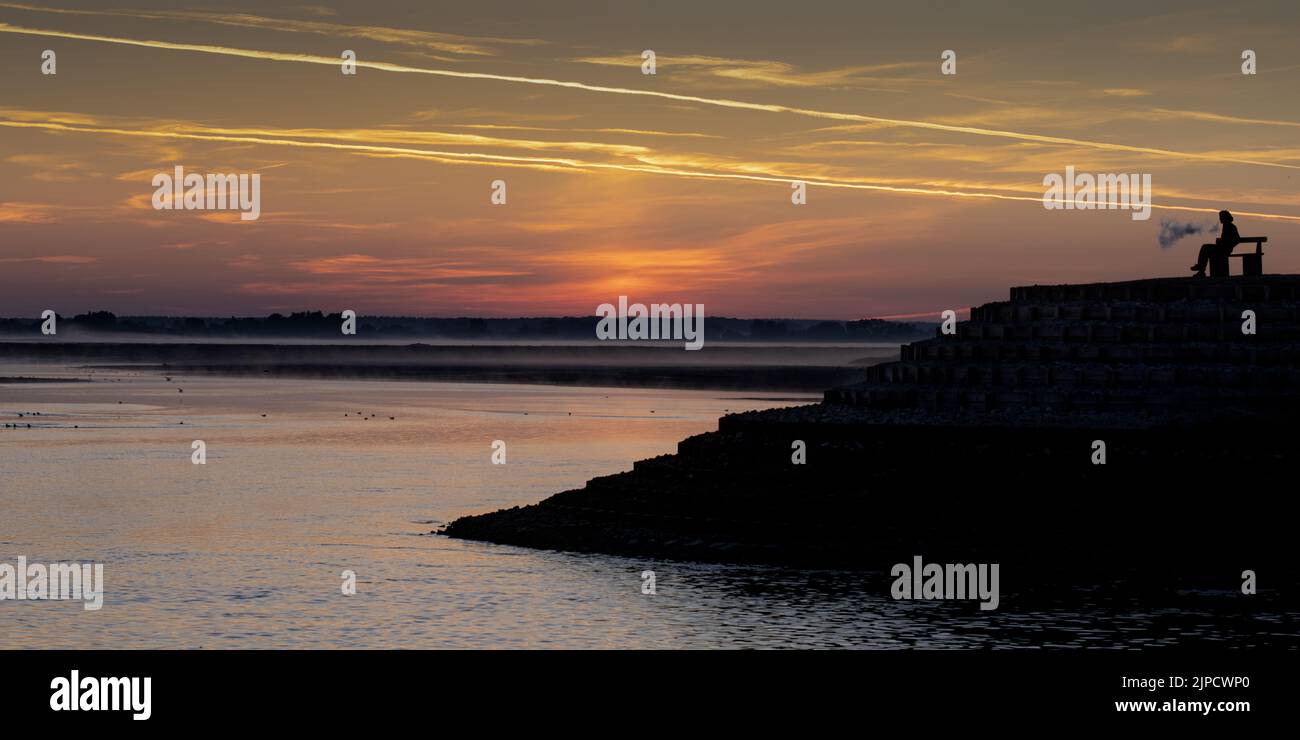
xmin=1191 ymin=210 xmax=1241 ymax=277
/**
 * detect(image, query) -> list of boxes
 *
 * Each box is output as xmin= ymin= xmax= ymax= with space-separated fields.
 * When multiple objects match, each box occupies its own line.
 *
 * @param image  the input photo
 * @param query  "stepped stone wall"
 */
xmin=825 ymin=276 xmax=1300 ymax=418
xmin=446 ymin=276 xmax=1300 ymax=578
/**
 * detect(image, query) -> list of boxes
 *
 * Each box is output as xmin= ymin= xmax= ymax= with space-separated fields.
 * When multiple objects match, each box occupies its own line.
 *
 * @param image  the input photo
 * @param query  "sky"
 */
xmin=0 ymin=0 xmax=1298 ymax=319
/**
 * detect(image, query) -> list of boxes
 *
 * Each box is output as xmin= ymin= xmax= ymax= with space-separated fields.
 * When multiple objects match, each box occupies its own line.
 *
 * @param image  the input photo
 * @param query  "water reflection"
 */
xmin=1 ymin=368 xmax=1294 ymax=648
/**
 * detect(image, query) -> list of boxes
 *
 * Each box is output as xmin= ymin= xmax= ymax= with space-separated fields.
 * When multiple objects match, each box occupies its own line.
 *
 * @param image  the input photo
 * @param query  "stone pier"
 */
xmin=446 ymin=276 xmax=1300 ymax=587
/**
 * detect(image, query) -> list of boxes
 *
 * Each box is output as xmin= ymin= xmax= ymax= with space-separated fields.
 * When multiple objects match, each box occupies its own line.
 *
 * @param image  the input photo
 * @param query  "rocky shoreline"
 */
xmin=442 ymin=401 xmax=1292 ymax=581
xmin=443 ymin=276 xmax=1300 ymax=591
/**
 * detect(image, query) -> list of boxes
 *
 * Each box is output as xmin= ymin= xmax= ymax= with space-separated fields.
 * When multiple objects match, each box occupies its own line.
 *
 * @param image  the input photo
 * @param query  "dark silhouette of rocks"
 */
xmin=445 ymin=276 xmax=1300 ymax=591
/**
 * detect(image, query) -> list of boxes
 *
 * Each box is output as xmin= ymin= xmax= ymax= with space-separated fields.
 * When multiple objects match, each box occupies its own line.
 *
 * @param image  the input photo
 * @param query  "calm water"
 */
xmin=1 ymin=365 xmax=1294 ymax=648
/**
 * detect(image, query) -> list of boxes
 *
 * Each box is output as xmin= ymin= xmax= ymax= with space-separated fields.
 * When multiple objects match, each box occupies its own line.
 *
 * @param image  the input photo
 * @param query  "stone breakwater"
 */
xmin=444 ymin=277 xmax=1300 ymax=588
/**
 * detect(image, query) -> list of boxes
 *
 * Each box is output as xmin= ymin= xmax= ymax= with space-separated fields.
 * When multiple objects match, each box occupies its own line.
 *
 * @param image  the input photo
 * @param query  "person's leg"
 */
xmin=1191 ymin=243 xmax=1214 ymax=273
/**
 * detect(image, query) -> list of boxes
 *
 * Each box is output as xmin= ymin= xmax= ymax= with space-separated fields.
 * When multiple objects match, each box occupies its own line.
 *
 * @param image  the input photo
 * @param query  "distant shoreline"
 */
xmin=1 ymin=341 xmax=899 ymax=392
xmin=0 ymin=377 xmax=88 ymax=384
xmin=0 ymin=313 xmax=933 ymax=344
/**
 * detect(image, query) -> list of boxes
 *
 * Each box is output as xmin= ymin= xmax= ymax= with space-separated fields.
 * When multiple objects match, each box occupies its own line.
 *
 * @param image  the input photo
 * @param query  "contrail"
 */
xmin=1 ymin=22 xmax=1298 ymax=171
xmin=4 ymin=117 xmax=1298 ymax=223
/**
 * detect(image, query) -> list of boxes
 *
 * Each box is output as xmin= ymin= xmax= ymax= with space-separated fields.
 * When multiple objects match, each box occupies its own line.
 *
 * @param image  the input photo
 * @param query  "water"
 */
xmin=1 ymin=366 xmax=1295 ymax=648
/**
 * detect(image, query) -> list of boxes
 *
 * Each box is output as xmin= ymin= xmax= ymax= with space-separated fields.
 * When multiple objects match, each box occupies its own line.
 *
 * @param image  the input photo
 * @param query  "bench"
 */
xmin=1209 ymin=236 xmax=1267 ymax=277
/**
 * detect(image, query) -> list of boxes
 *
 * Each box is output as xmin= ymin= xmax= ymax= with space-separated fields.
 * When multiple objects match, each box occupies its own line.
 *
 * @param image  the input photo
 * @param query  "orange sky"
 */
xmin=1 ymin=0 xmax=1298 ymax=318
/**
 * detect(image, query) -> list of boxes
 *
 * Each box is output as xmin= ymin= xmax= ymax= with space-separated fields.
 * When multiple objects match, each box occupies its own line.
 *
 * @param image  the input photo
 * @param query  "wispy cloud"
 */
xmin=5 ymin=153 xmax=98 ymax=181
xmin=573 ymin=53 xmax=926 ymax=90
xmin=290 ymin=254 xmax=530 ymax=280
xmin=0 ymin=3 xmax=545 ymax=57
xmin=1147 ymin=108 xmax=1300 ymax=129
xmin=0 ymin=254 xmax=98 ymax=264
xmin=4 ymin=111 xmax=1299 ymax=222
xmin=0 ymin=201 xmax=59 ymax=223
xmin=2 ymin=22 xmax=1295 ymax=171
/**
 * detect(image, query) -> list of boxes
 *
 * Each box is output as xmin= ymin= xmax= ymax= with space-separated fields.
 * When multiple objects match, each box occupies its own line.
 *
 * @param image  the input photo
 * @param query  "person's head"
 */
xmin=1219 ymin=210 xmax=1233 ymax=224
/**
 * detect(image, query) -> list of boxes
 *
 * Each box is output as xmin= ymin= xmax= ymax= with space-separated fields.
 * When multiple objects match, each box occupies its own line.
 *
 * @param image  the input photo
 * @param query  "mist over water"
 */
xmin=1 ymin=367 xmax=1293 ymax=648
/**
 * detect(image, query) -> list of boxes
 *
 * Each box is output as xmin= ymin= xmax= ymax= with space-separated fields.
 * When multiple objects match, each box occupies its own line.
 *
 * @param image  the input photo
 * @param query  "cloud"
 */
xmin=0 ymin=201 xmax=58 ymax=223
xmin=5 ymin=153 xmax=97 ymax=181
xmin=573 ymin=53 xmax=926 ymax=90
xmin=1147 ymin=108 xmax=1300 ymax=129
xmin=2 ymin=23 xmax=1296 ymax=172
xmin=290 ymin=254 xmax=530 ymax=280
xmin=0 ymin=254 xmax=98 ymax=263
xmin=1136 ymin=34 xmax=1218 ymax=55
xmin=4 ymin=111 xmax=1300 ymax=224
xmin=447 ymin=123 xmax=719 ymax=139
xmin=0 ymin=3 xmax=545 ymax=57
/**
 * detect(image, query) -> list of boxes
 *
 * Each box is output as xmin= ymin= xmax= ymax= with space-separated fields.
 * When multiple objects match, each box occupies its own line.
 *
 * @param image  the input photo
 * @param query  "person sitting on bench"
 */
xmin=1190 ymin=210 xmax=1241 ymax=277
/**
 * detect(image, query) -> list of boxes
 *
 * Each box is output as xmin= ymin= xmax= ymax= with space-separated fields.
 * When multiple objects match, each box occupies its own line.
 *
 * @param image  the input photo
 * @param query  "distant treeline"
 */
xmin=0 ymin=310 xmax=932 ymax=341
